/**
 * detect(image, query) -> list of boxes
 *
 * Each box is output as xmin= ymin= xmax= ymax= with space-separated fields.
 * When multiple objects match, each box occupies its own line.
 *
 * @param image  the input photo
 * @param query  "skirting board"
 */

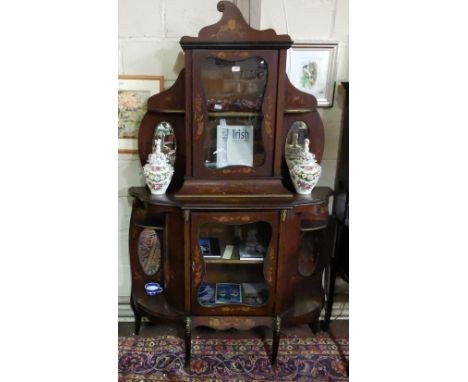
xmin=118 ymin=296 xmax=349 ymax=322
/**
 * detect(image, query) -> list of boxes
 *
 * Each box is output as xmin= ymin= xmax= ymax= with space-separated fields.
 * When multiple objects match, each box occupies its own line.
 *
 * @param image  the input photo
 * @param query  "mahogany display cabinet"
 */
xmin=127 ymin=1 xmax=333 ymax=365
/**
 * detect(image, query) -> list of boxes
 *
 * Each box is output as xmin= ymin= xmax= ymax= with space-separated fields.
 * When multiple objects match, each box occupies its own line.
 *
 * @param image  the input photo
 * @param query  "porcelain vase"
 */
xmin=286 ymin=138 xmax=321 ymax=194
xmin=143 ymin=138 xmax=174 ymax=195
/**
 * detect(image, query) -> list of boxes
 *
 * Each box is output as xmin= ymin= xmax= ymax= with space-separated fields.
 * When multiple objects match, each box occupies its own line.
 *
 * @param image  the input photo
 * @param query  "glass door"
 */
xmin=191 ymin=211 xmax=279 ymax=315
xmin=192 ymin=50 xmax=278 ymax=177
xmin=201 ymin=56 xmax=267 ymax=169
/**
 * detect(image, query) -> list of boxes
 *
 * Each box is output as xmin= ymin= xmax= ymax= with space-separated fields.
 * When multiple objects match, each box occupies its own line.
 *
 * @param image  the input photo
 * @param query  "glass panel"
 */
xmin=138 ymin=229 xmax=161 ymax=276
xmin=201 ymin=57 xmax=267 ymax=169
xmin=197 ymin=221 xmax=272 ymax=307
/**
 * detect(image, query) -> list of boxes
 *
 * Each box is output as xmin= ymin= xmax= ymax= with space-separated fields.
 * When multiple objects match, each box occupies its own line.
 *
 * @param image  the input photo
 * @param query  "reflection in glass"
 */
xmin=201 ymin=57 xmax=267 ymax=169
xmin=197 ymin=221 xmax=271 ymax=307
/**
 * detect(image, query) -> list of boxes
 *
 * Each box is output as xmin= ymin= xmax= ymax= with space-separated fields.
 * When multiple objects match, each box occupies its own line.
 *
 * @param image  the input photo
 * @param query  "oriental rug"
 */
xmin=118 ymin=335 xmax=348 ymax=382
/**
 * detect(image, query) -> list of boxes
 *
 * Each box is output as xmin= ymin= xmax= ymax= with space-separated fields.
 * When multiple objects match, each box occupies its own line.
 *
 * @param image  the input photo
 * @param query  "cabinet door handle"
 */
xmin=192 ymin=261 xmax=195 ymax=271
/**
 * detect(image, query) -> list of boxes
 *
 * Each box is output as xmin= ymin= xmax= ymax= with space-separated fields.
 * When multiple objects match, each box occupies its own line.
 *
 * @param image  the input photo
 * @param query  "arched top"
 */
xmin=180 ymin=1 xmax=292 ymax=50
xmin=147 ymin=69 xmax=185 ymax=112
xmin=284 ymin=74 xmax=318 ymax=110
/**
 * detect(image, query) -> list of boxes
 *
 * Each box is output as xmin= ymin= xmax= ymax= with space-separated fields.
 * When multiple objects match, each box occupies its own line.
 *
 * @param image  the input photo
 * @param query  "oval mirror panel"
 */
xmin=297 ymin=232 xmax=318 ymax=277
xmin=137 ymin=229 xmax=161 ymax=276
xmin=153 ymin=122 xmax=176 ymax=166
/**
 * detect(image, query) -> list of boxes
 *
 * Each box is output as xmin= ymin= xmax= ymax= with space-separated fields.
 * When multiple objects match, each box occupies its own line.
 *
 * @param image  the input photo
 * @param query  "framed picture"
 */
xmin=287 ymin=43 xmax=338 ymax=107
xmin=118 ymin=75 xmax=164 ymax=153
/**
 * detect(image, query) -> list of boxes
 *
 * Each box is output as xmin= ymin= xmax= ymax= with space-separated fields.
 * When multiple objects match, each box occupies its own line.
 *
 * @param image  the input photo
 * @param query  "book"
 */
xmin=215 ymin=283 xmax=242 ymax=304
xmin=199 ymin=237 xmax=221 ymax=258
xmin=242 ymin=282 xmax=268 ymax=305
xmin=221 ymin=244 xmax=235 ymax=260
xmin=197 ymin=282 xmax=216 ymax=307
xmin=216 ymin=119 xmax=253 ymax=168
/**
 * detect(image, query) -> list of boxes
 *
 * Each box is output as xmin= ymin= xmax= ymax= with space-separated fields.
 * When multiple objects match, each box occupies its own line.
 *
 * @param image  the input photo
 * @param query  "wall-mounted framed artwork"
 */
xmin=287 ymin=43 xmax=338 ymax=107
xmin=118 ymin=75 xmax=164 ymax=153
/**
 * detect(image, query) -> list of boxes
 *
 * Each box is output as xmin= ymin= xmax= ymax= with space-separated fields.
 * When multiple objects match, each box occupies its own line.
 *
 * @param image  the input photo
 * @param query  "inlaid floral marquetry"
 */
xmin=212 ymin=215 xmax=251 ymax=223
xmin=137 ymin=229 xmax=161 ymax=276
xmin=207 ymin=317 xmax=255 ymax=330
xmin=263 ymin=246 xmax=276 ymax=285
xmin=194 ymin=93 xmax=204 ymax=138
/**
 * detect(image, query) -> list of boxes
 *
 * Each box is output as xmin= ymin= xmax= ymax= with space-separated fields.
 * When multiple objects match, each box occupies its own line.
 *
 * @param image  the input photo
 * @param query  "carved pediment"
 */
xmin=180 ymin=1 xmax=292 ymax=49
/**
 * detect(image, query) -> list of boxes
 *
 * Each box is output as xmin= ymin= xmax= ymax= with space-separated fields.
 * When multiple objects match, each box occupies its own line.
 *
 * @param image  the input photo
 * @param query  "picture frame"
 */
xmin=287 ymin=43 xmax=338 ymax=107
xmin=118 ymin=75 xmax=164 ymax=153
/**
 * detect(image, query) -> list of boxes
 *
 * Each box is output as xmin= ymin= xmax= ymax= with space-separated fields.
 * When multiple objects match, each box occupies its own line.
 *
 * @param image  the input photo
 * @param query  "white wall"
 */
xmin=259 ymin=0 xmax=349 ymax=189
xmin=118 ymin=0 xmax=349 ymax=307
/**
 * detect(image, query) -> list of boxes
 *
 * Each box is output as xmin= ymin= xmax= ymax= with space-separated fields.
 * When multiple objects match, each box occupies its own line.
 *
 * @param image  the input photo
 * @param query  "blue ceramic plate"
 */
xmin=145 ymin=282 xmax=163 ymax=296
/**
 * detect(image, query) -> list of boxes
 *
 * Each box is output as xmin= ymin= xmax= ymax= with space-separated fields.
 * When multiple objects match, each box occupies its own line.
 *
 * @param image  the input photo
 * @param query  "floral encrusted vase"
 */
xmin=287 ymin=138 xmax=321 ymax=195
xmin=143 ymin=138 xmax=174 ymax=195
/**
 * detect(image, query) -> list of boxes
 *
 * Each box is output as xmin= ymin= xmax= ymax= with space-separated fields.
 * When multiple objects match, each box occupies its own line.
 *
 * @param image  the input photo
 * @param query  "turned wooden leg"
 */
xmin=272 ymin=316 xmax=281 ymax=365
xmin=130 ymin=294 xmax=142 ymax=335
xmin=184 ymin=317 xmax=192 ymax=368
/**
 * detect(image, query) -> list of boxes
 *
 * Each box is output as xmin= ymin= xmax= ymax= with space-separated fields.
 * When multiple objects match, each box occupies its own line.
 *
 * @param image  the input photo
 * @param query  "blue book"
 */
xmin=199 ymin=237 xmax=221 ymax=258
xmin=215 ymin=283 xmax=242 ymax=304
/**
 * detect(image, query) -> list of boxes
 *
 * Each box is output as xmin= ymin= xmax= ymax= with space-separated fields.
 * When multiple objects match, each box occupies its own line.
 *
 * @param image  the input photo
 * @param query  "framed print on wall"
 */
xmin=118 ymin=75 xmax=164 ymax=153
xmin=287 ymin=43 xmax=338 ymax=107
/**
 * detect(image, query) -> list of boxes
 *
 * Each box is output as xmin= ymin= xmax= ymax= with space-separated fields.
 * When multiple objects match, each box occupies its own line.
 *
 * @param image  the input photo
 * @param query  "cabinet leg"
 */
xmin=134 ymin=313 xmax=142 ymax=335
xmin=130 ymin=294 xmax=142 ymax=335
xmin=323 ymin=261 xmax=336 ymax=331
xmin=272 ymin=316 xmax=281 ymax=365
xmin=309 ymin=315 xmax=320 ymax=334
xmin=184 ymin=317 xmax=191 ymax=368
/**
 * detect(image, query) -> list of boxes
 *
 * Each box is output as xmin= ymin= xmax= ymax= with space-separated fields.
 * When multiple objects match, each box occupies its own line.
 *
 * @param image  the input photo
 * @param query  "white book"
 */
xmin=222 ymin=245 xmax=235 ymax=259
xmin=216 ymin=119 xmax=253 ymax=168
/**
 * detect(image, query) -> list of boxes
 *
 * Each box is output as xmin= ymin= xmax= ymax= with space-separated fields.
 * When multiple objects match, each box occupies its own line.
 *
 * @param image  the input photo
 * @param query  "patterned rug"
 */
xmin=118 ymin=335 xmax=349 ymax=382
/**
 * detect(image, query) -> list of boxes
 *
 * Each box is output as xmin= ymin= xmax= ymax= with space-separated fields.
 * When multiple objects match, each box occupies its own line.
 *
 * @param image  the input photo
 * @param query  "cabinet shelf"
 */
xmin=133 ymin=223 xmax=164 ymax=230
xmin=300 ymin=220 xmax=328 ymax=232
xmin=204 ymin=258 xmax=264 ymax=264
xmin=134 ymin=290 xmax=183 ymax=321
xmin=207 ymin=111 xmax=263 ymax=117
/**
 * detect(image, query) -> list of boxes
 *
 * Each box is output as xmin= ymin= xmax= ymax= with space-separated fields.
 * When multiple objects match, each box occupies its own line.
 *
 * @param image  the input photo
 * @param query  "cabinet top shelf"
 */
xmin=128 ymin=187 xmax=332 ymax=210
xmin=207 ymin=111 xmax=263 ymax=117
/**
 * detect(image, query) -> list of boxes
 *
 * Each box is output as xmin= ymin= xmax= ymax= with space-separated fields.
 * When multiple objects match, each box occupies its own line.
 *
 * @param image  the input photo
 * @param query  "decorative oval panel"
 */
xmin=297 ymin=232 xmax=319 ymax=277
xmin=137 ymin=229 xmax=161 ymax=276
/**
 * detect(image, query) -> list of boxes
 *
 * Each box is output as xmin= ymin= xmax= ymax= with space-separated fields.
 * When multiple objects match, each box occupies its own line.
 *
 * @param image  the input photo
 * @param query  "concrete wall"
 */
xmin=118 ymin=0 xmax=349 ymax=310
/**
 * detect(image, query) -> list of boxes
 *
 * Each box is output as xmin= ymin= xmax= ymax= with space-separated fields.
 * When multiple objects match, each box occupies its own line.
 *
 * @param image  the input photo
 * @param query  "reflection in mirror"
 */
xmin=153 ymin=122 xmax=176 ymax=166
xmin=285 ymin=121 xmax=310 ymax=167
